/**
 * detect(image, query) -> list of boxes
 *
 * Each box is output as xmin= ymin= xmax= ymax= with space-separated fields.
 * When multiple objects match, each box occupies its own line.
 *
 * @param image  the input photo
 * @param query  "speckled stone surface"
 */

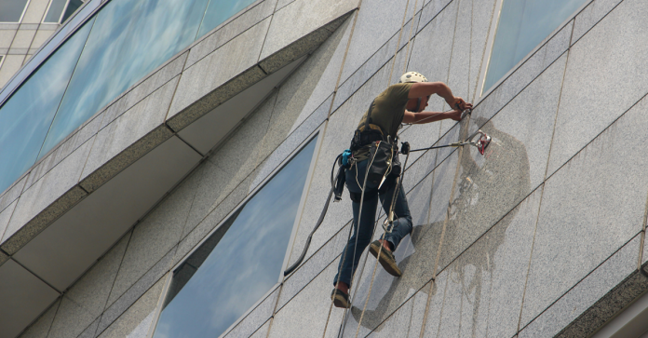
xmin=104 ymin=179 xmax=196 ymax=307
xmin=417 ymin=0 xmax=452 ymax=33
xmin=366 ymin=287 xmax=428 ymax=338
xmin=96 ymin=278 xmax=165 ymax=338
xmin=250 ymin=318 xmax=271 ymax=338
xmin=259 ymin=17 xmax=345 ymax=75
xmin=572 ymin=0 xmax=623 ymax=44
xmin=0 ymin=174 xmax=26 ymax=214
xmin=473 ymin=53 xmax=567 ymax=191
xmin=77 ymin=319 xmax=99 ymax=338
xmin=24 ymin=113 xmax=103 ymax=193
xmin=79 ymin=76 xmax=179 ymax=190
xmin=335 ymin=0 xmax=410 ymax=84
xmin=0 ymin=249 xmax=8 ymax=266
xmin=260 ymin=0 xmax=357 ymax=68
xmin=434 ymin=109 xmax=535 ymax=273
xmin=1 ymin=137 xmax=93 ymax=254
xmin=17 ymin=299 xmax=60 ymax=338
xmin=547 ymin=0 xmax=648 ymax=175
xmin=167 ymin=16 xmax=271 ymax=130
xmin=103 ymin=247 xmax=175 ymax=322
xmin=98 ymin=53 xmax=188 ymax=131
xmin=520 ymin=92 xmax=648 ymax=327
xmin=0 ymin=200 xmax=17 ymax=246
xmin=268 ymin=260 xmax=344 ymax=338
xmin=100 ymin=252 xmax=173 ymax=336
xmin=186 ymin=0 xmax=277 ymax=69
xmin=223 ymin=287 xmax=279 ymax=338
xmin=408 ymin=0 xmax=456 ymax=85
xmin=332 ymin=12 xmax=417 ymax=114
xmin=249 ymin=97 xmax=329 ymax=191
xmin=46 ymin=234 xmax=130 ymax=338
xmin=278 ymin=222 xmax=350 ymax=310
xmin=1 ymin=186 xmax=87 ymax=256
xmin=520 ymin=234 xmax=644 ymax=338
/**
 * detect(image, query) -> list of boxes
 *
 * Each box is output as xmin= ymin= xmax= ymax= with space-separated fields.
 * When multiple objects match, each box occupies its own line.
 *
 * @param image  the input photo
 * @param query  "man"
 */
xmin=331 ymin=71 xmax=473 ymax=308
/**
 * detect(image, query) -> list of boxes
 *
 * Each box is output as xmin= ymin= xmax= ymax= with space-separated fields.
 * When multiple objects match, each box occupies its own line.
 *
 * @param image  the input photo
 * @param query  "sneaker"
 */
xmin=331 ymin=288 xmax=351 ymax=308
xmin=369 ymin=240 xmax=402 ymax=277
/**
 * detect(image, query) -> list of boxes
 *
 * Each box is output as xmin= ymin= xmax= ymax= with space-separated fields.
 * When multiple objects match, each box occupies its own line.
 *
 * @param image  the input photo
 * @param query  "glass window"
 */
xmin=197 ymin=0 xmax=257 ymax=38
xmin=483 ymin=0 xmax=587 ymax=92
xmin=153 ymin=136 xmax=318 ymax=338
xmin=39 ymin=0 xmax=210 ymax=157
xmin=0 ymin=19 xmax=93 ymax=194
xmin=44 ymin=0 xmax=68 ymax=22
xmin=0 ymin=0 xmax=29 ymax=22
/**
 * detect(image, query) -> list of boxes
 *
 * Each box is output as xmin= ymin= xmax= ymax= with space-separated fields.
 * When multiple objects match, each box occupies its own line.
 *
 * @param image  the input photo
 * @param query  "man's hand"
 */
xmin=447 ymin=109 xmax=463 ymax=121
xmin=446 ymin=97 xmax=473 ymax=111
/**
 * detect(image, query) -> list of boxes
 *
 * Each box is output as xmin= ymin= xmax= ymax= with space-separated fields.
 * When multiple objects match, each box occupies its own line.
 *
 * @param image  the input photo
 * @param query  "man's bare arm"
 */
xmin=402 ymin=109 xmax=462 ymax=124
xmin=408 ymin=82 xmax=472 ymax=110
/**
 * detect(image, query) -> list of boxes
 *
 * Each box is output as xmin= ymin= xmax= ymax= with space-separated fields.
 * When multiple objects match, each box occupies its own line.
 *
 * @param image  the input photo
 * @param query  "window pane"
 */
xmin=0 ymin=0 xmax=29 ymax=22
xmin=39 ymin=0 xmax=210 ymax=157
xmin=61 ymin=0 xmax=83 ymax=23
xmin=153 ymin=137 xmax=318 ymax=338
xmin=483 ymin=0 xmax=587 ymax=92
xmin=0 ymin=19 xmax=93 ymax=193
xmin=44 ymin=0 xmax=68 ymax=22
xmin=197 ymin=0 xmax=258 ymax=37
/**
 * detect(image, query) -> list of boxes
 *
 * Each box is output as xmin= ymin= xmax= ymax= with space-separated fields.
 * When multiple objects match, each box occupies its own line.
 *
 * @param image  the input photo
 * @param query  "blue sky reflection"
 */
xmin=40 ymin=0 xmax=210 ymax=156
xmin=483 ymin=0 xmax=587 ymax=92
xmin=0 ymin=19 xmax=93 ymax=194
xmin=153 ymin=137 xmax=318 ymax=338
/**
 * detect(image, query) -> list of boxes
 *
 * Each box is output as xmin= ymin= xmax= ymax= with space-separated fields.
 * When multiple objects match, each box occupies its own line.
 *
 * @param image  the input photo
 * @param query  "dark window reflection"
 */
xmin=61 ymin=0 xmax=83 ymax=23
xmin=153 ymin=136 xmax=318 ymax=338
xmin=44 ymin=0 xmax=68 ymax=23
xmin=483 ymin=0 xmax=587 ymax=92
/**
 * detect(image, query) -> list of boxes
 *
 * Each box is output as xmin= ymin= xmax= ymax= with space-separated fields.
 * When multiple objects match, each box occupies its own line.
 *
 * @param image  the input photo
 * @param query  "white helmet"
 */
xmin=399 ymin=71 xmax=427 ymax=83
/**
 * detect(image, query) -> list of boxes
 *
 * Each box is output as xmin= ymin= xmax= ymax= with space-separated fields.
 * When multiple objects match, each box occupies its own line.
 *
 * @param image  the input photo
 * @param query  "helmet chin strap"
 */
xmin=416 ymin=97 xmax=421 ymax=112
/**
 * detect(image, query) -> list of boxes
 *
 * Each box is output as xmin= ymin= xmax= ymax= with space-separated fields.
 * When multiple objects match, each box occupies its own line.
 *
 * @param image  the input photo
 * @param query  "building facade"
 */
xmin=1 ymin=0 xmax=648 ymax=337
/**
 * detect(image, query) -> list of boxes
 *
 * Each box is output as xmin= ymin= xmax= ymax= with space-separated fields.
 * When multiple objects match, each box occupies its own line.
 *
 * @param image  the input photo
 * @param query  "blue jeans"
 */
xmin=333 ymin=159 xmax=413 ymax=288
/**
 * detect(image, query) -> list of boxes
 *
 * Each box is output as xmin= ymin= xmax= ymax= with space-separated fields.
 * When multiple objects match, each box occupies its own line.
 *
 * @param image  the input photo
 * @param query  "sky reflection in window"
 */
xmin=483 ymin=0 xmax=587 ymax=92
xmin=153 ymin=136 xmax=318 ymax=338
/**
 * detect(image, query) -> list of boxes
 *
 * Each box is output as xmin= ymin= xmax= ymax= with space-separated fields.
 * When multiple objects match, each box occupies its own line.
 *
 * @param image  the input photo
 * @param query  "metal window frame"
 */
xmin=146 ymin=129 xmax=324 ymax=338
xmin=0 ymin=0 xmax=32 ymax=23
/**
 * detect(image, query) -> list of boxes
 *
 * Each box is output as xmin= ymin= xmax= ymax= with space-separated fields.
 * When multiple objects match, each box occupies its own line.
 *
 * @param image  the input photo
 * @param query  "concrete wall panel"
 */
xmin=520 ymin=92 xmax=648 ymax=327
xmin=547 ymin=0 xmax=648 ymax=175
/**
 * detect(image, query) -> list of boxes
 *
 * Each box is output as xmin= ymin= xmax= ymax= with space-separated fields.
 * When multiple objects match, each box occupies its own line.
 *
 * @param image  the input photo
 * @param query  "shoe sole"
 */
xmin=369 ymin=242 xmax=402 ymax=277
xmin=331 ymin=292 xmax=350 ymax=308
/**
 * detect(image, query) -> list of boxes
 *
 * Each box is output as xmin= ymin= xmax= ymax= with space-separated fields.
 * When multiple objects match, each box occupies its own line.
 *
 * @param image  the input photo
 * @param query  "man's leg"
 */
xmin=333 ymin=192 xmax=379 ymax=289
xmin=380 ymin=184 xmax=413 ymax=250
xmin=366 ymin=182 xmax=412 ymax=277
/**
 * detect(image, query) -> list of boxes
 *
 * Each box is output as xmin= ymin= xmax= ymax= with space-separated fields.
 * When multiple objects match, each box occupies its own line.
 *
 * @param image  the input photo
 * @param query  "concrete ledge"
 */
xmin=79 ymin=125 xmax=174 ymax=193
xmin=0 ymin=186 xmax=87 ymax=256
xmin=557 ymin=270 xmax=648 ymax=337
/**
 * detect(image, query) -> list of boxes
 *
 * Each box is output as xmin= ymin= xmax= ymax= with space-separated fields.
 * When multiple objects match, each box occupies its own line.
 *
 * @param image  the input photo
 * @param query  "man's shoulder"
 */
xmin=376 ymin=83 xmax=412 ymax=102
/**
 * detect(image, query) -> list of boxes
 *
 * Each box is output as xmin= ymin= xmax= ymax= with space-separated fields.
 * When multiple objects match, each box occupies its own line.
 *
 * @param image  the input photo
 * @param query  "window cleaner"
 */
xmin=283 ymin=72 xmax=486 ymax=310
